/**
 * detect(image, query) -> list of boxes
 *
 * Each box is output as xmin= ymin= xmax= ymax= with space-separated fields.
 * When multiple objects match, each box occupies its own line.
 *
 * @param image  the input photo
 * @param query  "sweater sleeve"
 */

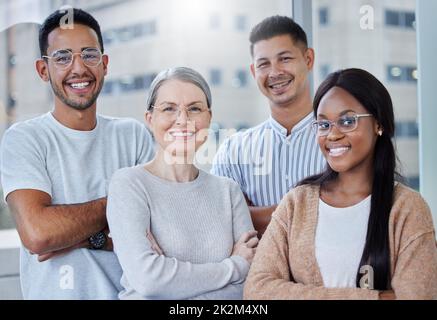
xmin=107 ymin=169 xmax=249 ymax=300
xmin=390 ymin=196 xmax=437 ymax=299
xmin=230 ymin=180 xmax=255 ymax=241
xmin=243 ymin=197 xmax=380 ymax=300
xmin=186 ymin=181 xmax=253 ymax=300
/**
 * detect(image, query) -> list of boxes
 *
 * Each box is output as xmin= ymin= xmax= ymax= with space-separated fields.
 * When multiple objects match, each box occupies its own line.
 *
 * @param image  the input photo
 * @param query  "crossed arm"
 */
xmin=6 ymin=189 xmax=111 ymax=260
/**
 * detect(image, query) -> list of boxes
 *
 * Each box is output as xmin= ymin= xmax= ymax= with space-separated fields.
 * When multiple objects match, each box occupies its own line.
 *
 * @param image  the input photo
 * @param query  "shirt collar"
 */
xmin=268 ymin=112 xmax=315 ymax=138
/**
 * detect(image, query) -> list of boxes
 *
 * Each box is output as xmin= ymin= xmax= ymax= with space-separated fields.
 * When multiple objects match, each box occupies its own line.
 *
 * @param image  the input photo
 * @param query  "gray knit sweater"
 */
xmin=107 ymin=165 xmax=254 ymax=300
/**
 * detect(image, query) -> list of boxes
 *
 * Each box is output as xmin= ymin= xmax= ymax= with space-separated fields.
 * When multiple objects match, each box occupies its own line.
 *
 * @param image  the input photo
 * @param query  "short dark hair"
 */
xmin=39 ymin=8 xmax=104 ymax=57
xmin=249 ymin=15 xmax=308 ymax=56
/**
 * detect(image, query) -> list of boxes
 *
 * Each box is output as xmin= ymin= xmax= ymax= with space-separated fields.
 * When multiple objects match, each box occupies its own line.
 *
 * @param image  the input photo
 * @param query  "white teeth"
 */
xmin=270 ymin=80 xmax=291 ymax=89
xmin=70 ymin=82 xmax=90 ymax=89
xmin=170 ymin=132 xmax=194 ymax=137
xmin=329 ymin=147 xmax=350 ymax=156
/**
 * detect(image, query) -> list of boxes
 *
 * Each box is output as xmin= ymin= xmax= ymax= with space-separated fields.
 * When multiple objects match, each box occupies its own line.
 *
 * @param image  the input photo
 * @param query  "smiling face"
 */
xmin=317 ymin=87 xmax=380 ymax=175
xmin=37 ymin=24 xmax=108 ymax=111
xmin=145 ymin=79 xmax=212 ymax=161
xmin=250 ymin=34 xmax=314 ymax=108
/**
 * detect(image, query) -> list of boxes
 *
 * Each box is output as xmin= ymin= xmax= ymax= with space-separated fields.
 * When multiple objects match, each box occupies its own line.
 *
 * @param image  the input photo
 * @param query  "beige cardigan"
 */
xmin=244 ymin=183 xmax=437 ymax=300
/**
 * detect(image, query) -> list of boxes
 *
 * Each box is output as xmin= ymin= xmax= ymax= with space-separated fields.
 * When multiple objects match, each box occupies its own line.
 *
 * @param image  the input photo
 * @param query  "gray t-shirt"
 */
xmin=106 ymin=166 xmax=254 ymax=300
xmin=0 ymin=112 xmax=154 ymax=299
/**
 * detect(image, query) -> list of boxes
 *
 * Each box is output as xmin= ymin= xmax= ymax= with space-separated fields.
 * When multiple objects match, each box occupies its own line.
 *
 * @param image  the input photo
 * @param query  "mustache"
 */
xmin=63 ymin=73 xmax=96 ymax=82
xmin=267 ymin=75 xmax=294 ymax=85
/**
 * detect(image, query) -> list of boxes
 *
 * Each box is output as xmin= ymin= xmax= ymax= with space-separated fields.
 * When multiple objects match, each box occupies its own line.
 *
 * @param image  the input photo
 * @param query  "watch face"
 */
xmin=90 ymin=232 xmax=106 ymax=250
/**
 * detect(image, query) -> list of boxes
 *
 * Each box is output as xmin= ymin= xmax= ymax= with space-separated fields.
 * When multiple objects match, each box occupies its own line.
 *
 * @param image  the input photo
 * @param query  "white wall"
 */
xmin=416 ymin=0 xmax=437 ymax=231
xmin=0 ymin=230 xmax=22 ymax=300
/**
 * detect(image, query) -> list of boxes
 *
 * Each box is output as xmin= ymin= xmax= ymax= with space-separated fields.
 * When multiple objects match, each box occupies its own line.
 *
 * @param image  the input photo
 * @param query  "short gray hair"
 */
xmin=146 ymin=67 xmax=212 ymax=111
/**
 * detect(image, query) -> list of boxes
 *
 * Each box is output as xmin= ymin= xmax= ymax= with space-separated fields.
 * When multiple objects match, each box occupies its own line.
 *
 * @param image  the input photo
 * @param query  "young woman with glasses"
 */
xmin=106 ymin=67 xmax=258 ymax=300
xmin=244 ymin=68 xmax=437 ymax=300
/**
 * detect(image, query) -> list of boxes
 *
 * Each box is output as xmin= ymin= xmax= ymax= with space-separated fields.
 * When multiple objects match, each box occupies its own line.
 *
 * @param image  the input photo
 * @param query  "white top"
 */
xmin=315 ymin=195 xmax=371 ymax=288
xmin=0 ymin=112 xmax=154 ymax=299
xmin=106 ymin=166 xmax=254 ymax=300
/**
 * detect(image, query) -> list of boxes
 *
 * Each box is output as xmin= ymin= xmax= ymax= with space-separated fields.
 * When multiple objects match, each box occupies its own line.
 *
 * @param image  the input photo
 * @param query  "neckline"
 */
xmin=47 ymin=112 xmax=100 ymax=138
xmin=138 ymin=165 xmax=205 ymax=187
xmin=319 ymin=194 xmax=372 ymax=211
xmin=269 ymin=112 xmax=313 ymax=138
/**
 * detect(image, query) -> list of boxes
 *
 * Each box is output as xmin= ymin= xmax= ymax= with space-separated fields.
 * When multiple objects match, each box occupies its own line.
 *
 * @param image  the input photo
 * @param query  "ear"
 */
xmin=144 ymin=110 xmax=153 ymax=128
xmin=35 ymin=59 xmax=50 ymax=82
xmin=102 ymin=54 xmax=109 ymax=76
xmin=305 ymin=48 xmax=315 ymax=71
xmin=374 ymin=121 xmax=383 ymax=136
xmin=250 ymin=63 xmax=256 ymax=78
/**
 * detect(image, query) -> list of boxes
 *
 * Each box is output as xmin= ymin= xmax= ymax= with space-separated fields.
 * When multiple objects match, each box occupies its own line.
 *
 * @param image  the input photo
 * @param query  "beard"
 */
xmin=49 ymin=76 xmax=104 ymax=111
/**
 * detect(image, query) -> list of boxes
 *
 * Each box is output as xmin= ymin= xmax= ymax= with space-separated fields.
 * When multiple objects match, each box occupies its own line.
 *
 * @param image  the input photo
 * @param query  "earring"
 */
xmin=378 ymin=130 xmax=383 ymax=136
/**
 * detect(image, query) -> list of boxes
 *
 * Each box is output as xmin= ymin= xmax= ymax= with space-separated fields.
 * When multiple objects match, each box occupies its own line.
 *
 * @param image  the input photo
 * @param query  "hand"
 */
xmin=244 ymin=194 xmax=254 ymax=206
xmin=231 ymin=230 xmax=259 ymax=264
xmin=379 ymin=290 xmax=396 ymax=300
xmin=147 ymin=231 xmax=163 ymax=255
xmin=37 ymin=227 xmax=113 ymax=262
xmin=102 ymin=227 xmax=113 ymax=251
xmin=37 ymin=239 xmax=90 ymax=262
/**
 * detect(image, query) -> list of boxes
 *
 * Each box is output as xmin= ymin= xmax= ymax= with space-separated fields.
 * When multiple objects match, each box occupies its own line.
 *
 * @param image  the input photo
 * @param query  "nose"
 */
xmin=269 ymin=61 xmax=284 ymax=77
xmin=70 ymin=53 xmax=88 ymax=74
xmin=326 ymin=123 xmax=344 ymax=140
xmin=175 ymin=108 xmax=189 ymax=125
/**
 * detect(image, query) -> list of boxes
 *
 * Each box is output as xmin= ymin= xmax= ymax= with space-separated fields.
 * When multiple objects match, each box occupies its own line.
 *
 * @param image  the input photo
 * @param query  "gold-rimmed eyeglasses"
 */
xmin=42 ymin=48 xmax=103 ymax=69
xmin=150 ymin=103 xmax=210 ymax=121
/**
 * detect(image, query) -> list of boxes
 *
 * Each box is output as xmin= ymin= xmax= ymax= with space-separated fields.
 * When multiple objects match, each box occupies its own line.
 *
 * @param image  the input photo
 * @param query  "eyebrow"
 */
xmin=158 ymin=100 xmax=204 ymax=106
xmin=49 ymin=47 xmax=98 ymax=55
xmin=318 ymin=109 xmax=358 ymax=118
xmin=277 ymin=50 xmax=293 ymax=56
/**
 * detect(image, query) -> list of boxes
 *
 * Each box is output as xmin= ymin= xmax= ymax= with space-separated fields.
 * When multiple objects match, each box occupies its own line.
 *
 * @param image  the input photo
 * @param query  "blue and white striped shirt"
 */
xmin=211 ymin=113 xmax=326 ymax=207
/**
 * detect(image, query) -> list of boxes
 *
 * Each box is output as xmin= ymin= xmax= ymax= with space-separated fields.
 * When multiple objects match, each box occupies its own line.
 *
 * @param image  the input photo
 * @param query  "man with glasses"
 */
xmin=0 ymin=8 xmax=154 ymax=299
xmin=212 ymin=16 xmax=326 ymax=236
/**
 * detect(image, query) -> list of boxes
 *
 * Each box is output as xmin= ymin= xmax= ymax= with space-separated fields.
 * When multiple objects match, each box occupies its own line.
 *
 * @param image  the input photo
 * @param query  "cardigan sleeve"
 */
xmin=243 ymin=195 xmax=380 ymax=300
xmin=390 ymin=194 xmax=437 ymax=299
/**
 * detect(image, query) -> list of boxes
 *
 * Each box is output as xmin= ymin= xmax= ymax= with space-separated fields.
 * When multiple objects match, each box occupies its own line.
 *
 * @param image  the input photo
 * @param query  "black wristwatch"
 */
xmin=88 ymin=231 xmax=107 ymax=250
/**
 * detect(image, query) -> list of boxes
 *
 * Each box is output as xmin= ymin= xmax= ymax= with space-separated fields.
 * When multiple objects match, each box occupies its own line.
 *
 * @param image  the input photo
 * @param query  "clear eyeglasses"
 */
xmin=150 ymin=103 xmax=210 ymax=121
xmin=312 ymin=113 xmax=373 ymax=136
xmin=42 ymin=48 xmax=103 ymax=69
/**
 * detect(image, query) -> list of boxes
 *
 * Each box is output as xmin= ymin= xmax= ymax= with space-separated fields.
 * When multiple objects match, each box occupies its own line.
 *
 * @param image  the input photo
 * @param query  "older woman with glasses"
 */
xmin=244 ymin=68 xmax=437 ymax=300
xmin=106 ymin=67 xmax=258 ymax=300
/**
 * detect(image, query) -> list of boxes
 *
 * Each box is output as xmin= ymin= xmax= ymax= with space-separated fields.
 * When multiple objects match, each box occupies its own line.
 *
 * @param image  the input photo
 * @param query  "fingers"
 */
xmin=103 ymin=237 xmax=114 ymax=251
xmin=147 ymin=231 xmax=163 ymax=255
xmin=38 ymin=250 xmax=66 ymax=262
xmin=244 ymin=194 xmax=254 ymax=207
xmin=37 ymin=253 xmax=53 ymax=262
xmin=245 ymin=236 xmax=259 ymax=248
xmin=153 ymin=245 xmax=163 ymax=255
xmin=237 ymin=230 xmax=258 ymax=244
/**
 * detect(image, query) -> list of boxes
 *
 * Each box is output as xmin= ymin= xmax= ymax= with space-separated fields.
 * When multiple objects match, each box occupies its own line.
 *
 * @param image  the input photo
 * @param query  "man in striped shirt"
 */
xmin=211 ymin=16 xmax=325 ymax=235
